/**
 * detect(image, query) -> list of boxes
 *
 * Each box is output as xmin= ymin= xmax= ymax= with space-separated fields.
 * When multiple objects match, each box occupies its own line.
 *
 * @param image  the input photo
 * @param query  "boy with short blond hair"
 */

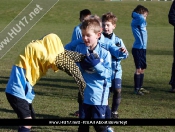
xmin=76 ymin=15 xmax=112 ymax=132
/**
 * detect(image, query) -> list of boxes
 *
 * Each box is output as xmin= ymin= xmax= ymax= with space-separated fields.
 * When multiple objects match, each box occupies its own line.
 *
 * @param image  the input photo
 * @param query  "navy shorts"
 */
xmin=132 ymin=48 xmax=147 ymax=69
xmin=83 ymin=103 xmax=106 ymax=119
xmin=111 ymin=78 xmax=122 ymax=89
xmin=6 ymin=93 xmax=35 ymax=119
xmin=78 ymin=104 xmax=107 ymax=132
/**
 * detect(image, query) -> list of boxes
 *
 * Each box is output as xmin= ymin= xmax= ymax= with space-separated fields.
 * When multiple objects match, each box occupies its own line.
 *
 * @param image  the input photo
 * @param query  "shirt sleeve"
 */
xmin=65 ymin=38 xmax=84 ymax=51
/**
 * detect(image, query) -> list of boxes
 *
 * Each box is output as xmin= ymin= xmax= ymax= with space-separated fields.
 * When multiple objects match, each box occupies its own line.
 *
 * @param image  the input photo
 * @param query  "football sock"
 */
xmin=111 ymin=91 xmax=121 ymax=112
xmin=140 ymin=73 xmax=144 ymax=88
xmin=134 ymin=74 xmax=141 ymax=91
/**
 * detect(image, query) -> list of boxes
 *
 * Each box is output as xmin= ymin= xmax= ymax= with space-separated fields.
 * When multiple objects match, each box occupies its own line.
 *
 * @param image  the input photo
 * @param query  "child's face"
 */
xmin=81 ymin=28 xmax=101 ymax=50
xmin=143 ymin=12 xmax=148 ymax=20
xmin=102 ymin=21 xmax=116 ymax=34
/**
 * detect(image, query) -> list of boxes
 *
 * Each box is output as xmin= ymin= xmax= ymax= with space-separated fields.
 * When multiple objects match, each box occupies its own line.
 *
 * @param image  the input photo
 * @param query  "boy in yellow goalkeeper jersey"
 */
xmin=5 ymin=33 xmax=85 ymax=132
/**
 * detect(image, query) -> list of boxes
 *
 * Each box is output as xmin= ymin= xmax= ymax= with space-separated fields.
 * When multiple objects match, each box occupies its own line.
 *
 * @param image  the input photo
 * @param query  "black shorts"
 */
xmin=132 ymin=48 xmax=147 ymax=69
xmin=6 ymin=93 xmax=36 ymax=119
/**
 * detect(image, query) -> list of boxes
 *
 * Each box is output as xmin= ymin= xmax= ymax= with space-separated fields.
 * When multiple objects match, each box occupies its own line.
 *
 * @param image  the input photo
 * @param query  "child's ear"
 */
xmin=113 ymin=24 xmax=116 ymax=29
xmin=97 ymin=32 xmax=101 ymax=39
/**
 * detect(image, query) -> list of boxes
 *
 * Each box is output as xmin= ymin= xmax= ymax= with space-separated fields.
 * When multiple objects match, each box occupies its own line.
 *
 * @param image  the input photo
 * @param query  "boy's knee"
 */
xmin=113 ymin=88 xmax=121 ymax=95
xmin=136 ymin=69 xmax=144 ymax=74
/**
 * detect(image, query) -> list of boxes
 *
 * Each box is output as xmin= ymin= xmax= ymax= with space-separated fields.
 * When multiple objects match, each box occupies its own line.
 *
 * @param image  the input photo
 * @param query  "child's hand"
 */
xmin=85 ymin=53 xmax=100 ymax=67
xmin=120 ymin=47 xmax=127 ymax=53
xmin=80 ymin=53 xmax=100 ymax=70
xmin=80 ymin=57 xmax=91 ymax=70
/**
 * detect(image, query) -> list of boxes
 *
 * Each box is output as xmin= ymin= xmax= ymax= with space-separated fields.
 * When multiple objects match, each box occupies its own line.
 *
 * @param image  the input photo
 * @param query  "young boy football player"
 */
xmin=131 ymin=5 xmax=149 ymax=95
xmin=101 ymin=12 xmax=128 ymax=119
xmin=65 ymin=15 xmax=127 ymax=132
xmin=75 ymin=15 xmax=112 ymax=132
xmin=71 ymin=9 xmax=91 ymax=117
xmin=71 ymin=9 xmax=91 ymax=41
xmin=5 ymin=33 xmax=86 ymax=132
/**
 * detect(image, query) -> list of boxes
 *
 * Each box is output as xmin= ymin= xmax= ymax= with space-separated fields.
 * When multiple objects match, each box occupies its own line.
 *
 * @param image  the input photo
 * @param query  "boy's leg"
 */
xmin=106 ymin=105 xmax=115 ymax=131
xmin=6 ymin=93 xmax=32 ymax=132
xmin=169 ymin=62 xmax=175 ymax=92
xmin=134 ymin=73 xmax=141 ymax=91
xmin=18 ymin=127 xmax=30 ymax=132
xmin=140 ymin=73 xmax=144 ymax=88
xmin=105 ymin=86 xmax=112 ymax=119
xmin=139 ymin=49 xmax=149 ymax=94
xmin=29 ymin=104 xmax=36 ymax=119
xmin=170 ymin=31 xmax=175 ymax=89
xmin=78 ymin=104 xmax=89 ymax=132
xmin=75 ymin=92 xmax=85 ymax=118
xmin=111 ymin=78 xmax=121 ymax=119
xmin=6 ymin=93 xmax=32 ymax=119
xmin=105 ymin=105 xmax=111 ymax=119
xmin=92 ymin=105 xmax=108 ymax=132
xmin=78 ymin=126 xmax=89 ymax=132
xmin=132 ymin=48 xmax=144 ymax=95
xmin=139 ymin=72 xmax=149 ymax=93
xmin=79 ymin=103 xmax=85 ymax=119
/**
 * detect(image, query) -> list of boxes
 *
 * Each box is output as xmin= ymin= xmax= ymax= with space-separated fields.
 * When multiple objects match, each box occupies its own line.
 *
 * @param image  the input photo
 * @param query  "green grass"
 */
xmin=0 ymin=0 xmax=175 ymax=131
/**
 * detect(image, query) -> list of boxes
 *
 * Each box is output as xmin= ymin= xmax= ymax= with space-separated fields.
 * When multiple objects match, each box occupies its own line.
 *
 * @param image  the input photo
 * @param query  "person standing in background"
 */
xmin=168 ymin=1 xmax=175 ymax=93
xmin=131 ymin=5 xmax=149 ymax=95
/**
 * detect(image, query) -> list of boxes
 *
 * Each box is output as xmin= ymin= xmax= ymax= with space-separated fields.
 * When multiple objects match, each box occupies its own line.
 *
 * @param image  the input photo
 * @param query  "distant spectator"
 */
xmin=168 ymin=1 xmax=175 ymax=92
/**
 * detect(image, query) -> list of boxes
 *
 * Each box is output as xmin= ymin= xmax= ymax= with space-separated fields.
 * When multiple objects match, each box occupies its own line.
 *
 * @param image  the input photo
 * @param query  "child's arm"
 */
xmin=64 ymin=49 xmax=85 ymax=62
xmin=71 ymin=25 xmax=82 ymax=41
xmin=118 ymin=38 xmax=129 ymax=59
xmin=108 ymin=43 xmax=128 ymax=60
xmin=64 ymin=38 xmax=84 ymax=51
xmin=55 ymin=52 xmax=86 ymax=98
xmin=132 ymin=12 xmax=145 ymax=26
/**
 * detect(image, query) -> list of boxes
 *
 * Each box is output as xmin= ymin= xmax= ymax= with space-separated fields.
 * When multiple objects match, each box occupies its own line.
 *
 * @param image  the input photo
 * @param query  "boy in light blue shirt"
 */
xmin=76 ymin=15 xmax=112 ymax=132
xmin=101 ymin=12 xmax=128 ymax=119
xmin=65 ymin=14 xmax=128 ymax=121
xmin=131 ymin=5 xmax=149 ymax=95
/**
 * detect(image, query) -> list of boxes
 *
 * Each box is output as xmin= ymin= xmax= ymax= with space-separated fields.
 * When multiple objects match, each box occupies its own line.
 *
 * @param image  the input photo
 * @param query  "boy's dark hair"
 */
xmin=80 ymin=9 xmax=91 ymax=19
xmin=132 ymin=5 xmax=149 ymax=15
